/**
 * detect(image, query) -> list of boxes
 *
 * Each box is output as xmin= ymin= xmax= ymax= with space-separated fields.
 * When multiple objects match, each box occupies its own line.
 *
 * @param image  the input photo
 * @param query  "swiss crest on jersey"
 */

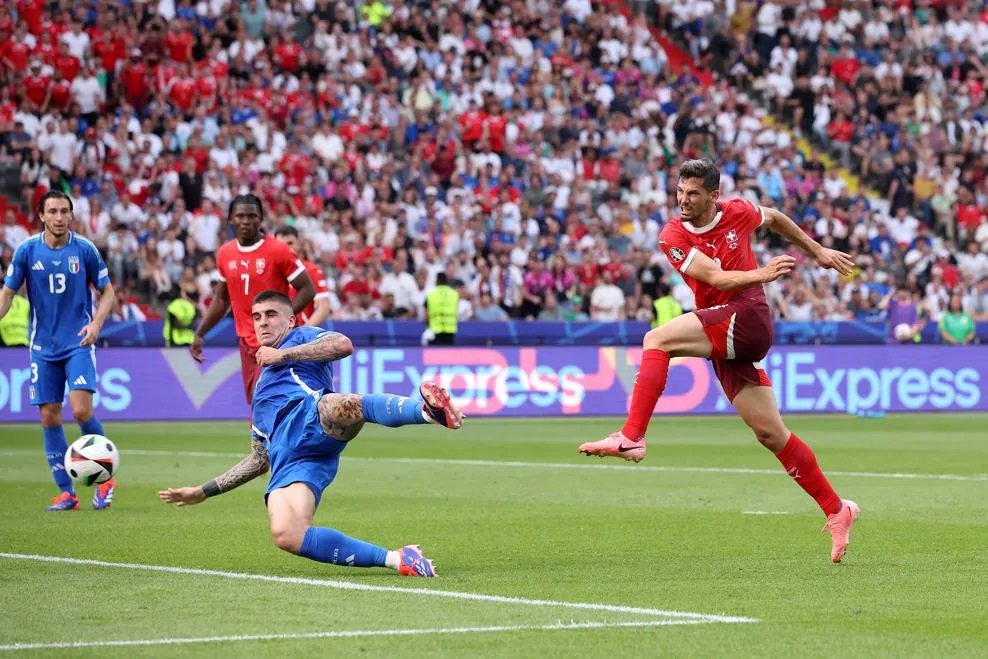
xmin=255 ymin=258 xmax=266 ymax=274
xmin=228 ymin=259 xmax=237 ymax=270
xmin=669 ymin=247 xmax=686 ymax=262
xmin=68 ymin=256 xmax=80 ymax=273
xmin=726 ymin=230 xmax=739 ymax=249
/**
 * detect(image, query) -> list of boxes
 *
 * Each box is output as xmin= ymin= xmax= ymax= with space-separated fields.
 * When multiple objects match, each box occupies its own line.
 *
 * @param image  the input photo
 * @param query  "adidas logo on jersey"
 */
xmin=32 ymin=261 xmax=45 ymax=271
xmin=73 ymin=375 xmax=88 ymax=386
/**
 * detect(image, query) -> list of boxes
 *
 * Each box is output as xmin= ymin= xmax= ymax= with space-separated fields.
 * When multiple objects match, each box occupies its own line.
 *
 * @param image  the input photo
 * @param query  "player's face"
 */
xmin=252 ymin=301 xmax=296 ymax=347
xmin=277 ymin=234 xmax=298 ymax=253
xmin=676 ymin=178 xmax=718 ymax=224
xmin=230 ymin=202 xmax=263 ymax=244
xmin=40 ymin=198 xmax=73 ymax=237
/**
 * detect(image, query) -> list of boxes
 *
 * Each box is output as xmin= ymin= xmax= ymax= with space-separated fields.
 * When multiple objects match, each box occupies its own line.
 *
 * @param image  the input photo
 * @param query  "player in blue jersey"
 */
xmin=158 ymin=290 xmax=464 ymax=576
xmin=0 ymin=191 xmax=117 ymax=511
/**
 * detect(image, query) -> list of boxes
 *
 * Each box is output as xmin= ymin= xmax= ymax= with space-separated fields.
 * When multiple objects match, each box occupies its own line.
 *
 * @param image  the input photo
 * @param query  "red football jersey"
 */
xmin=290 ymin=260 xmax=330 ymax=324
xmin=216 ymin=236 xmax=306 ymax=348
xmin=658 ymin=197 xmax=767 ymax=309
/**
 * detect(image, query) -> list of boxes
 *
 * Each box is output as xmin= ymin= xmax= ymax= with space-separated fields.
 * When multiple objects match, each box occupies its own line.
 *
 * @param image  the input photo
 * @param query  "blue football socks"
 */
xmin=43 ymin=426 xmax=74 ymax=495
xmin=299 ymin=527 xmax=388 ymax=567
xmin=360 ymin=394 xmax=427 ymax=427
xmin=79 ymin=416 xmax=105 ymax=437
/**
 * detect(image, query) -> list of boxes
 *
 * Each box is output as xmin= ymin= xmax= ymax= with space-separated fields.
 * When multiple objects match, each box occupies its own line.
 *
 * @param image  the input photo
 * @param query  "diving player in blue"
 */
xmin=158 ymin=290 xmax=464 ymax=577
xmin=0 ymin=191 xmax=117 ymax=511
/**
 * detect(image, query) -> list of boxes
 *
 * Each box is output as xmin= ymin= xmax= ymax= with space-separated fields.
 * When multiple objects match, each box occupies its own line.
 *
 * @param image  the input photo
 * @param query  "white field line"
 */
xmin=0 ymin=553 xmax=757 ymax=624
xmin=0 ymin=620 xmax=709 ymax=652
xmin=742 ymin=511 xmax=793 ymax=516
xmin=92 ymin=450 xmax=988 ymax=482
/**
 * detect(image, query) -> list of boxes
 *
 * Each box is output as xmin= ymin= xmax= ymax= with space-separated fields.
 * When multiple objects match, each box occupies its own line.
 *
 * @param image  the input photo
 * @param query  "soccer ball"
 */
xmin=893 ymin=323 xmax=914 ymax=343
xmin=64 ymin=434 xmax=119 ymax=486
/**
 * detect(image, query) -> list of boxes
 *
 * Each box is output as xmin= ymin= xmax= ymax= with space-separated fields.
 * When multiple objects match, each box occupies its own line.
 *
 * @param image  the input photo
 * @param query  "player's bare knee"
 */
xmin=751 ymin=425 xmax=789 ymax=452
xmin=270 ymin=524 xmax=306 ymax=554
xmin=317 ymin=393 xmax=365 ymax=441
xmin=39 ymin=405 xmax=62 ymax=427
xmin=72 ymin=407 xmax=93 ymax=425
xmin=643 ymin=327 xmax=666 ymax=351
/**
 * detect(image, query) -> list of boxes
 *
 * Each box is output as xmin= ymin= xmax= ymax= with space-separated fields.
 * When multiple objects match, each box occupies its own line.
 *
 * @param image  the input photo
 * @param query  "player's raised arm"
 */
xmin=158 ymin=438 xmax=269 ymax=506
xmin=255 ymin=330 xmax=353 ymax=366
xmin=761 ymin=206 xmax=855 ymax=276
xmin=682 ymin=249 xmax=796 ymax=291
xmin=191 ymin=279 xmax=231 ymax=362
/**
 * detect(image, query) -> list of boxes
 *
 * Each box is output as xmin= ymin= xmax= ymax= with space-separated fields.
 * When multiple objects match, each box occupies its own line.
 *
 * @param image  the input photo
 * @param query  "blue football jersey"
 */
xmin=251 ymin=327 xmax=339 ymax=439
xmin=3 ymin=232 xmax=111 ymax=360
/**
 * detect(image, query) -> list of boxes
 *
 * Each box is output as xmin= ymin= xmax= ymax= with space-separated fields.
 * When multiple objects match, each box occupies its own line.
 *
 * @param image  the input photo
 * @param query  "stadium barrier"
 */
xmin=94 ymin=318 xmax=988 ymax=347
xmin=0 ymin=345 xmax=983 ymax=422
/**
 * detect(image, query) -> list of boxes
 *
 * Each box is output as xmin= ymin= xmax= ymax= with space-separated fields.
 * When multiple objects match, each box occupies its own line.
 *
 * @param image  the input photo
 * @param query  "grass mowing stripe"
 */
xmin=26 ymin=450 xmax=981 ymax=482
xmin=0 ymin=621 xmax=711 ymax=652
xmin=0 ymin=553 xmax=758 ymax=624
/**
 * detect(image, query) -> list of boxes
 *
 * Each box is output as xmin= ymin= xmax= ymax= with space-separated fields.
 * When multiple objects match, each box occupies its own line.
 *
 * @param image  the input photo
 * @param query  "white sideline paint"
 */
xmin=0 ymin=620 xmax=709 ymax=652
xmin=2 ymin=449 xmax=983 ymax=481
xmin=742 ymin=511 xmax=793 ymax=516
xmin=0 ymin=553 xmax=758 ymax=624
xmin=110 ymin=450 xmax=988 ymax=482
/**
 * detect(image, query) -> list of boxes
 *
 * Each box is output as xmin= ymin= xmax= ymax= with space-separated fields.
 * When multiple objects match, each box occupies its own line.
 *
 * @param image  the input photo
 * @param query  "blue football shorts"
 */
xmin=263 ymin=395 xmax=349 ymax=507
xmin=30 ymin=350 xmax=97 ymax=406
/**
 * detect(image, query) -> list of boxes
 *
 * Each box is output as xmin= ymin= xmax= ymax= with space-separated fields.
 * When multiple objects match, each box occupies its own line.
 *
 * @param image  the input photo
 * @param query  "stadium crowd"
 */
xmin=0 ymin=0 xmax=986 ymax=337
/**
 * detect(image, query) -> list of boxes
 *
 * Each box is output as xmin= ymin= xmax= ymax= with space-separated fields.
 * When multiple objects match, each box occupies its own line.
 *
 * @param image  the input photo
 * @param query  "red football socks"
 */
xmin=620 ymin=349 xmax=670 ymax=440
xmin=775 ymin=433 xmax=841 ymax=516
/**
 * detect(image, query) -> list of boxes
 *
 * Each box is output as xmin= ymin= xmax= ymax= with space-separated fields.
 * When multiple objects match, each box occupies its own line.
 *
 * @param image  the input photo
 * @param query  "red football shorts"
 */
xmin=239 ymin=337 xmax=261 ymax=405
xmin=693 ymin=298 xmax=774 ymax=402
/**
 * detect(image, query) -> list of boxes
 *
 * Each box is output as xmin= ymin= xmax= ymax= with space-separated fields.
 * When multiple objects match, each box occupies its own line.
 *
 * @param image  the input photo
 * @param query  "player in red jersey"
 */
xmin=578 ymin=159 xmax=861 ymax=563
xmin=192 ymin=195 xmax=315 ymax=404
xmin=273 ymin=225 xmax=331 ymax=327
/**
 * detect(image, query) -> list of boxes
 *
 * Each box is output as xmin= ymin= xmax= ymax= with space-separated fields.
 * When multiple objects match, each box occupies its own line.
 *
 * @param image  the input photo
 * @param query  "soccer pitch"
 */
xmin=1 ymin=415 xmax=985 ymax=657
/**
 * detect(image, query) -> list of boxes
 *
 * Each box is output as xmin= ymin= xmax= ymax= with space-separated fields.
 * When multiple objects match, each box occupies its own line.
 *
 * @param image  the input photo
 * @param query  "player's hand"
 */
xmin=759 ymin=255 xmax=796 ymax=282
xmin=190 ymin=335 xmax=204 ymax=363
xmin=158 ymin=486 xmax=207 ymax=507
xmin=78 ymin=322 xmax=100 ymax=347
xmin=815 ymin=248 xmax=855 ymax=277
xmin=255 ymin=346 xmax=284 ymax=366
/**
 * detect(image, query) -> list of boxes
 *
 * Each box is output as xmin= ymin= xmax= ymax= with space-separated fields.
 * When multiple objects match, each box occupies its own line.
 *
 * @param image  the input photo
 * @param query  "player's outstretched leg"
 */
xmin=353 ymin=384 xmax=464 ymax=431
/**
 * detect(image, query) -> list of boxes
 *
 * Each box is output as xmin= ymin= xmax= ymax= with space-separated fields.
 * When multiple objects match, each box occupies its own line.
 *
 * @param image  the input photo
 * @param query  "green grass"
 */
xmin=1 ymin=414 xmax=986 ymax=657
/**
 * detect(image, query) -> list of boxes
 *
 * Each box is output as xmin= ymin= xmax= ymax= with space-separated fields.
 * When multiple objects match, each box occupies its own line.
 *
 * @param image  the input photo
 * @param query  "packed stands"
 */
xmin=1 ymin=0 xmax=986 ymax=333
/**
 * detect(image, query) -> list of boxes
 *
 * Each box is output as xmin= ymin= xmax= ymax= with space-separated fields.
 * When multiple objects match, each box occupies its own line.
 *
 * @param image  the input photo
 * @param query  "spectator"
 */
xmin=939 ymin=294 xmax=976 ymax=345
xmin=590 ymin=270 xmax=625 ymax=322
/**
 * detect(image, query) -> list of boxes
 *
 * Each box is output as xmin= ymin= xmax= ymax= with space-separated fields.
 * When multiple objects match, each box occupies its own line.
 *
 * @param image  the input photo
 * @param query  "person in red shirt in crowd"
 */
xmin=598 ymin=148 xmax=622 ymax=183
xmin=17 ymin=0 xmax=44 ymax=35
xmin=21 ymin=60 xmax=51 ymax=111
xmin=53 ymin=41 xmax=80 ymax=82
xmin=168 ymin=63 xmax=198 ymax=115
xmin=274 ymin=226 xmax=331 ymax=327
xmin=830 ymin=44 xmax=861 ymax=86
xmin=31 ymin=30 xmax=58 ymax=64
xmin=1 ymin=23 xmax=33 ymax=73
xmin=91 ymin=28 xmax=126 ymax=89
xmin=192 ymin=195 xmax=316 ymax=405
xmin=579 ymin=159 xmax=860 ymax=564
xmin=826 ymin=110 xmax=854 ymax=168
xmin=272 ymin=32 xmax=303 ymax=72
xmin=195 ymin=64 xmax=220 ymax=112
xmin=459 ymin=98 xmax=487 ymax=149
xmin=47 ymin=69 xmax=72 ymax=113
xmin=955 ymin=188 xmax=984 ymax=234
xmin=164 ymin=19 xmax=195 ymax=63
xmin=482 ymin=97 xmax=508 ymax=154
xmin=279 ymin=141 xmax=314 ymax=194
xmin=119 ymin=48 xmax=151 ymax=111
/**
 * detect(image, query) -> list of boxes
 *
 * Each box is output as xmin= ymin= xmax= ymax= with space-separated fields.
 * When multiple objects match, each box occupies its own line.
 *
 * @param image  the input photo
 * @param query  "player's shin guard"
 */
xmin=299 ymin=527 xmax=389 ymax=567
xmin=360 ymin=394 xmax=427 ymax=427
xmin=79 ymin=416 xmax=104 ymax=437
xmin=43 ymin=426 xmax=74 ymax=495
xmin=776 ymin=433 xmax=841 ymax=516
xmin=620 ymin=349 xmax=670 ymax=440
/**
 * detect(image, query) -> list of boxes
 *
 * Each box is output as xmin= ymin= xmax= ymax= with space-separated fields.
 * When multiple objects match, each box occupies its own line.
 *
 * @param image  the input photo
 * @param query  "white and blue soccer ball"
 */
xmin=64 ymin=434 xmax=119 ymax=486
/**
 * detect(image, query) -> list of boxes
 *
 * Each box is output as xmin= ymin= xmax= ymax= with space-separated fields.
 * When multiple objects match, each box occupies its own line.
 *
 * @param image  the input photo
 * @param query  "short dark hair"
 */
xmin=37 ymin=190 xmax=73 ymax=217
xmin=252 ymin=289 xmax=292 ymax=309
xmin=274 ymin=225 xmax=299 ymax=238
xmin=228 ymin=193 xmax=264 ymax=220
xmin=678 ymin=159 xmax=721 ymax=192
xmin=436 ymin=272 xmax=448 ymax=285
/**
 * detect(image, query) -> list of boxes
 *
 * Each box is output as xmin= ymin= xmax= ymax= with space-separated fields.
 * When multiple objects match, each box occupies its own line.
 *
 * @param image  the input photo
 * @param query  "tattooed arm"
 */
xmin=255 ymin=332 xmax=354 ymax=366
xmin=157 ymin=439 xmax=270 ymax=507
